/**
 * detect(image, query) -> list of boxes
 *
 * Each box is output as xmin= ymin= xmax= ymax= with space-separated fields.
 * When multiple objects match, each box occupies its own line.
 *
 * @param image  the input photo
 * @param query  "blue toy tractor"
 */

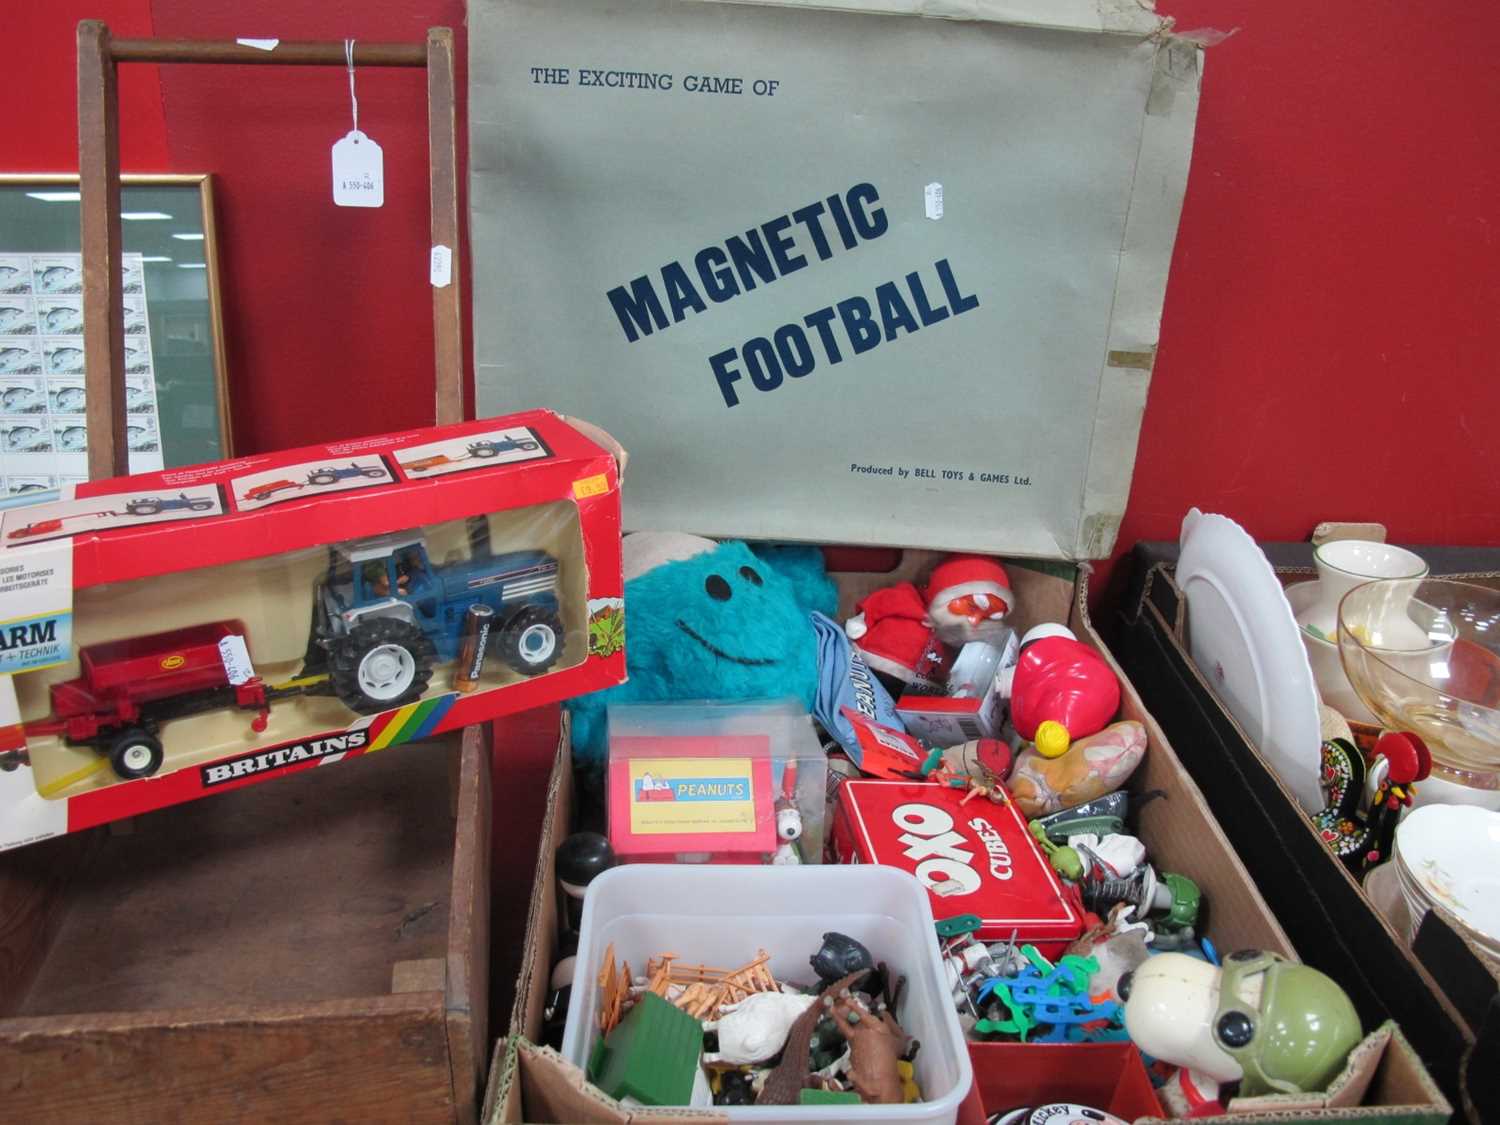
xmin=310 ymin=526 xmax=564 ymax=713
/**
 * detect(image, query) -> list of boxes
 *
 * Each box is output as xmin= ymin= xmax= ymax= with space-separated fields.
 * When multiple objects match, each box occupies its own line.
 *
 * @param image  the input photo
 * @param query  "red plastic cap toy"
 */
xmin=1009 ymin=635 xmax=1121 ymax=757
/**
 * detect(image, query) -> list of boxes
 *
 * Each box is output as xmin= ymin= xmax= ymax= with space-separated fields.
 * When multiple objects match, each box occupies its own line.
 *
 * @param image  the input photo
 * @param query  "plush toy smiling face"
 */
xmin=646 ymin=541 xmax=814 ymax=688
xmin=565 ymin=535 xmax=824 ymax=764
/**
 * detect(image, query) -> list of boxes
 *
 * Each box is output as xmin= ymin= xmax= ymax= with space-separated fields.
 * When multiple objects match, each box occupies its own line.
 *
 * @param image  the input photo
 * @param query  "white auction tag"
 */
xmin=924 ymin=181 xmax=944 ymax=221
xmin=218 ymin=634 xmax=256 ymax=686
xmin=332 ymin=130 xmax=384 ymax=208
xmin=430 ymin=245 xmax=453 ymax=287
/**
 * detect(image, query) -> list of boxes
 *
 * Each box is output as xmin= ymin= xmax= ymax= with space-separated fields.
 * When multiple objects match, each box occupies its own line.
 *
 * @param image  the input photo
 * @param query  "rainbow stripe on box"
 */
xmin=358 ymin=693 xmax=459 ymax=753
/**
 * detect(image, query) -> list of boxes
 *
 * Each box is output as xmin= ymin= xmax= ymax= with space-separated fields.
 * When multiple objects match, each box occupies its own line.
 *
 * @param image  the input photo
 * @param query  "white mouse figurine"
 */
xmin=702 ymin=990 xmax=817 ymax=1064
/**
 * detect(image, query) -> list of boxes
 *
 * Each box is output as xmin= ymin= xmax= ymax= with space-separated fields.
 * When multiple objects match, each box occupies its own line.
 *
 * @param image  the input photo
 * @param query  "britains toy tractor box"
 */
xmin=0 ymin=409 xmax=626 ymax=852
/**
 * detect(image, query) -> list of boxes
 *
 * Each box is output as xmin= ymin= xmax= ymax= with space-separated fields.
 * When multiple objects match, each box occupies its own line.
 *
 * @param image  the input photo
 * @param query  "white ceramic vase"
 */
xmin=1294 ymin=540 xmax=1428 ymax=644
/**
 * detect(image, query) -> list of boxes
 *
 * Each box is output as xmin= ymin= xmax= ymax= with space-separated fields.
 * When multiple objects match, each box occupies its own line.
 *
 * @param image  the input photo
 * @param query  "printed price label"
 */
xmin=218 ymin=634 xmax=256 ymax=686
xmin=430 ymin=244 xmax=453 ymax=287
xmin=924 ymin=181 xmax=944 ymax=221
xmin=332 ymin=130 xmax=385 ymax=208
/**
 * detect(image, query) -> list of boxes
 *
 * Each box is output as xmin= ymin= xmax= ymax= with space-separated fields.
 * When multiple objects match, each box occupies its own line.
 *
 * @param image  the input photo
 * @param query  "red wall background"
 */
xmin=7 ymin=1 xmax=1500 ymax=587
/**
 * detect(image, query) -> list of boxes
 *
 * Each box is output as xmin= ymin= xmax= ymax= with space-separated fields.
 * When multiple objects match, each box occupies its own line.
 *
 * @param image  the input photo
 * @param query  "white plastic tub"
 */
xmin=561 ymin=864 xmax=973 ymax=1123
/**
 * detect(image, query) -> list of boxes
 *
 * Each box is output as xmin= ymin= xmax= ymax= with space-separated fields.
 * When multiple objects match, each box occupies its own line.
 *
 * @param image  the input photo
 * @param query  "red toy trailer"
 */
xmin=23 ymin=621 xmax=271 ymax=780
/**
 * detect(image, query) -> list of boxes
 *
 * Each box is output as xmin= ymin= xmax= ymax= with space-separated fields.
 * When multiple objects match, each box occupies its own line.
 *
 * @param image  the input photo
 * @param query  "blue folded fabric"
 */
xmin=811 ymin=610 xmax=904 ymax=764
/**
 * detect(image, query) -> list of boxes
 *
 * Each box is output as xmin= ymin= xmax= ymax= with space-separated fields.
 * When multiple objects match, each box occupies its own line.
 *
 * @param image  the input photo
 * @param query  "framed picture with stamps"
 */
xmin=0 ymin=174 xmax=231 ymax=495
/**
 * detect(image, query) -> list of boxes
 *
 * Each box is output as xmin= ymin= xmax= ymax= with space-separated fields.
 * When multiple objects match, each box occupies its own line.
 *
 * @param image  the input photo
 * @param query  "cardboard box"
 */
xmin=1112 ymin=540 xmax=1498 ymax=1120
xmin=469 ymin=0 xmax=1203 ymax=558
xmin=479 ymin=562 xmax=1449 ymax=1124
xmin=0 ymin=726 xmax=492 ymax=1124
xmin=0 ymin=410 xmax=625 ymax=851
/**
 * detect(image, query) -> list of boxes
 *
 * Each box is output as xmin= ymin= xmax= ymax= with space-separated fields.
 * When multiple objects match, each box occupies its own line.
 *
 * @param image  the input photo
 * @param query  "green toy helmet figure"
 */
xmin=1120 ymin=949 xmax=1362 ymax=1117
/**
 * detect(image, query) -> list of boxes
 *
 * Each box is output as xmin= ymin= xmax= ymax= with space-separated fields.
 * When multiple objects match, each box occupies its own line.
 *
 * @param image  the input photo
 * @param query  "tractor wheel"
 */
xmin=108 ymin=728 xmax=164 ymax=779
xmin=361 ymin=467 xmax=385 ymax=478
xmin=127 ymin=501 xmax=159 ymax=516
xmin=470 ymin=444 xmax=498 ymax=459
xmin=519 ymin=441 xmax=540 ymax=451
xmin=330 ymin=617 xmax=437 ymax=714
xmin=307 ymin=471 xmax=338 ymax=486
xmin=497 ymin=607 xmax=564 ymax=675
xmin=189 ymin=500 xmax=213 ymax=511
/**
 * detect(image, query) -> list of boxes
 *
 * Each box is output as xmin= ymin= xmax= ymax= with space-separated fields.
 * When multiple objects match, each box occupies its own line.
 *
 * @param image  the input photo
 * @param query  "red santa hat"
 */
xmin=845 ymin=583 xmax=949 ymax=686
xmin=926 ymin=555 xmax=1013 ymax=616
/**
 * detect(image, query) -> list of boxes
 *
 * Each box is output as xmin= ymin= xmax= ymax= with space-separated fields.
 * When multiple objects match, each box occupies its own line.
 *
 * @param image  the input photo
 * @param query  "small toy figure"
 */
xmin=1121 ymin=950 xmax=1362 ymax=1115
xmin=826 ymin=972 xmax=909 ymax=1104
xmin=925 ymin=554 xmax=1014 ymax=647
xmin=1000 ymin=625 xmax=1121 ymax=759
xmin=770 ymin=760 xmax=804 ymax=865
xmin=702 ymin=990 xmax=817 ymax=1064
xmin=556 ymin=831 xmax=614 ymax=933
xmin=810 ymin=932 xmax=875 ymax=984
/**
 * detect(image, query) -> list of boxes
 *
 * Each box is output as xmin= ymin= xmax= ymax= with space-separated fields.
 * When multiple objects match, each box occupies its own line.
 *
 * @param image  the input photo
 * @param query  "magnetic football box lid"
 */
xmin=830 ymin=778 xmax=1083 ymax=952
xmin=469 ymin=0 xmax=1205 ymax=559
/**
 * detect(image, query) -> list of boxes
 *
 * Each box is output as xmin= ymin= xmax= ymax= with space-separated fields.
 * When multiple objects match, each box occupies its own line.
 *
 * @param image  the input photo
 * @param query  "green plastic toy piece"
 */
xmin=934 ymin=913 xmax=982 ymax=939
xmin=1042 ymin=814 xmax=1124 ymax=841
xmin=1027 ymin=820 xmax=1085 ymax=881
xmin=800 ymin=1089 xmax=863 ymax=1105
xmin=588 ymin=992 xmax=702 ymax=1106
xmin=1159 ymin=872 xmax=1202 ymax=931
xmin=973 ymin=979 xmax=1036 ymax=1041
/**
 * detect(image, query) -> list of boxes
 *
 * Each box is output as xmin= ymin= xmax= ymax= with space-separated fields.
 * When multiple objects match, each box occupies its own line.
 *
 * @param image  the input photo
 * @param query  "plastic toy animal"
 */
xmin=810 ymin=932 xmax=874 ymax=983
xmin=703 ymin=990 xmax=816 ymax=1064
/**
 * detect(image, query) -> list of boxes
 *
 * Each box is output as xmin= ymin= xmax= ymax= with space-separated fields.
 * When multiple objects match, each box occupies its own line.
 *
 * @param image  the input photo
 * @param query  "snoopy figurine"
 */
xmin=770 ymin=762 xmax=803 ymax=865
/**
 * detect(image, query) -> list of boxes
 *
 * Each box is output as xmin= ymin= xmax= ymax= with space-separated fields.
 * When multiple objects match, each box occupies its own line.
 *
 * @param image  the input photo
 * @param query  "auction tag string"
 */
xmin=331 ymin=37 xmax=384 ymax=207
xmin=345 ymin=38 xmax=359 ymax=136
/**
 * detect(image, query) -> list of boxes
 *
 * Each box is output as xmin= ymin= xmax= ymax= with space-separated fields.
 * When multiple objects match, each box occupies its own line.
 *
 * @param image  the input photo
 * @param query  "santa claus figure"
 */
xmin=925 ymin=555 xmax=1014 ymax=648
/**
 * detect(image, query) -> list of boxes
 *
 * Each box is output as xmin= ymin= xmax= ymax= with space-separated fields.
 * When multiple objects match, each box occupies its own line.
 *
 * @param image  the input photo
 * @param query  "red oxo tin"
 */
xmin=830 ymin=780 xmax=1083 ymax=954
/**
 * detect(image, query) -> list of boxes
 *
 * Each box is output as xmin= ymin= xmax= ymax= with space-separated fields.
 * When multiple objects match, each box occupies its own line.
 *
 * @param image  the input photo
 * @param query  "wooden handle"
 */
xmin=109 ymin=39 xmax=428 ymax=67
xmin=76 ymin=22 xmax=466 ymax=479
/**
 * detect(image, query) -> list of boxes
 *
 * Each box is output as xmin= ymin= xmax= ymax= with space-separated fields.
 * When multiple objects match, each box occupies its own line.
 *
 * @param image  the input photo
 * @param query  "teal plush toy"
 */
xmin=567 ymin=533 xmax=835 ymax=764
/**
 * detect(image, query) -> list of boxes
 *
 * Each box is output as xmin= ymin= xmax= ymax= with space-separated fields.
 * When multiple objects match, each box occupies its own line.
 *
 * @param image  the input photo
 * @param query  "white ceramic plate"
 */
xmin=1396 ymin=804 xmax=1500 ymax=946
xmin=1177 ymin=509 xmax=1323 ymax=811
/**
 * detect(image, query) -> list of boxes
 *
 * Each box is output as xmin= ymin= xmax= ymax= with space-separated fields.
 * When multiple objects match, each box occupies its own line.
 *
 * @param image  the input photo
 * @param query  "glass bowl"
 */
xmin=1338 ymin=578 xmax=1500 ymax=790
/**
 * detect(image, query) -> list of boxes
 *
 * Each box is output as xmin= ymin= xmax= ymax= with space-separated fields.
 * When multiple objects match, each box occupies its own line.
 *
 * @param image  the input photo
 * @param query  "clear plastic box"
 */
xmin=561 ymin=863 xmax=973 ymax=1123
xmin=605 ymin=698 xmax=827 ymax=865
